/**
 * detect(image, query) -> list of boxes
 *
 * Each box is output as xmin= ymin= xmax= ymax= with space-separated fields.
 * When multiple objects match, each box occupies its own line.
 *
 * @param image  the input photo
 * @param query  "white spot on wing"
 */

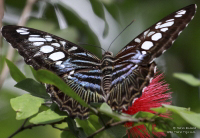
xmin=155 ymin=20 xmax=174 ymax=29
xmin=159 ymin=21 xmax=174 ymax=28
xmin=134 ymin=38 xmax=141 ymax=43
xmin=178 ymin=31 xmax=182 ymax=36
xmin=29 ymin=37 xmax=46 ymax=41
xmin=156 ymin=22 xmax=162 ymax=26
xmin=195 ymin=4 xmax=197 ymax=10
xmin=60 ymin=41 xmax=66 ymax=46
xmin=160 ymin=28 xmax=168 ymax=32
xmin=45 ymin=35 xmax=51 ymax=37
xmin=69 ymin=70 xmax=74 ymax=75
xmin=166 ymin=19 xmax=174 ymax=22
xmin=20 ymin=27 xmax=28 ymax=30
xmin=149 ymin=58 xmax=155 ymax=63
xmin=162 ymin=50 xmax=166 ymax=54
xmin=40 ymin=46 xmax=54 ymax=53
xmin=142 ymin=87 xmax=147 ymax=93
xmin=177 ymin=10 xmax=186 ymax=15
xmin=147 ymin=31 xmax=155 ymax=37
xmin=16 ymin=29 xmax=26 ymax=33
xmin=45 ymin=35 xmax=52 ymax=41
xmin=142 ymin=51 xmax=146 ymax=55
xmin=150 ymin=77 xmax=153 ymax=83
xmin=132 ymin=98 xmax=138 ymax=104
xmin=52 ymin=43 xmax=60 ymax=47
xmin=68 ymin=46 xmax=77 ymax=52
xmin=175 ymin=14 xmax=182 ymax=18
xmin=20 ymin=32 xmax=29 ymax=35
xmin=141 ymin=41 xmax=153 ymax=50
xmin=33 ymin=42 xmax=44 ymax=46
xmin=154 ymin=66 xmax=157 ymax=73
xmin=56 ymin=61 xmax=62 ymax=65
xmin=144 ymin=29 xmax=150 ymax=37
xmin=30 ymin=35 xmax=40 ymax=37
xmin=49 ymin=52 xmax=65 ymax=61
xmin=16 ymin=28 xmax=29 ymax=34
xmin=33 ymin=52 xmax=41 ymax=57
xmin=61 ymin=65 xmax=65 ymax=68
xmin=151 ymin=33 xmax=162 ymax=41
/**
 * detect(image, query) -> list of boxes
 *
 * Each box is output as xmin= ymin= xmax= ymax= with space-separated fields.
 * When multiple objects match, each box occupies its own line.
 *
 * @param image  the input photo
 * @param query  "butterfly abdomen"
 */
xmin=101 ymin=52 xmax=114 ymax=95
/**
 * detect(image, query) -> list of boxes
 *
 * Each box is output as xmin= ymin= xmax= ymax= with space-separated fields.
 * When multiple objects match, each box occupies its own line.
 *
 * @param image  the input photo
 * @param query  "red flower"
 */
xmin=123 ymin=73 xmax=172 ymax=138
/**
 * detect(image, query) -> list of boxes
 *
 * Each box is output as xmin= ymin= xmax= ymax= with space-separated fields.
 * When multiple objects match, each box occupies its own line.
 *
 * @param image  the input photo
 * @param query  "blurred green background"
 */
xmin=0 ymin=0 xmax=200 ymax=138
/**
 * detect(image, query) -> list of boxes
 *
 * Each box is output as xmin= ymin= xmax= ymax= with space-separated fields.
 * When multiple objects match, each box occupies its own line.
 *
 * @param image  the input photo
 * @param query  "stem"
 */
xmin=86 ymin=117 xmax=156 ymax=138
xmin=8 ymin=119 xmax=29 ymax=138
xmin=52 ymin=125 xmax=69 ymax=131
xmin=0 ymin=0 xmax=37 ymax=89
xmin=86 ymin=120 xmax=128 ymax=138
xmin=8 ymin=119 xmax=65 ymax=138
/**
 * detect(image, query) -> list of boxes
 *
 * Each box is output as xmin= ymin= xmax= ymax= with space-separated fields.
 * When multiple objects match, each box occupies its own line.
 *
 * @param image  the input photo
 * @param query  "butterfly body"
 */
xmin=2 ymin=4 xmax=197 ymax=119
xmin=101 ymin=52 xmax=114 ymax=95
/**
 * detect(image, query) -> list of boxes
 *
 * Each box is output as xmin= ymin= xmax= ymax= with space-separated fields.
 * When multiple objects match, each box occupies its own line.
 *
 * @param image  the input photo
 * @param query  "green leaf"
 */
xmin=95 ymin=131 xmax=115 ymax=138
xmin=29 ymin=109 xmax=67 ymax=124
xmin=35 ymin=69 xmax=88 ymax=107
xmin=61 ymin=131 xmax=76 ymax=138
xmin=90 ymin=102 xmax=103 ymax=108
xmin=151 ymin=107 xmax=168 ymax=114
xmin=66 ymin=117 xmax=87 ymax=138
xmin=134 ymin=111 xmax=155 ymax=118
xmin=30 ymin=66 xmax=40 ymax=82
xmin=132 ymin=111 xmax=175 ymax=134
xmin=97 ymin=103 xmax=126 ymax=121
xmin=96 ymin=103 xmax=138 ymax=122
xmin=131 ymin=112 xmax=155 ymax=128
xmin=76 ymin=118 xmax=96 ymax=135
xmin=154 ymin=117 xmax=176 ymax=132
xmin=99 ymin=103 xmax=112 ymax=113
xmin=5 ymin=59 xmax=26 ymax=82
xmin=163 ymin=104 xmax=200 ymax=129
xmin=88 ymin=115 xmax=102 ymax=130
xmin=14 ymin=78 xmax=50 ymax=99
xmin=105 ymin=125 xmax=126 ymax=138
xmin=173 ymin=73 xmax=200 ymax=86
xmin=10 ymin=94 xmax=45 ymax=120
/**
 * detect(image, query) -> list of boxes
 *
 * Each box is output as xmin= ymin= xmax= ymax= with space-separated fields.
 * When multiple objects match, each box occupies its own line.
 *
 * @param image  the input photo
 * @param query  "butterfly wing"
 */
xmin=116 ymin=4 xmax=196 ymax=64
xmin=108 ymin=4 xmax=197 ymax=110
xmin=2 ymin=25 xmax=104 ymax=119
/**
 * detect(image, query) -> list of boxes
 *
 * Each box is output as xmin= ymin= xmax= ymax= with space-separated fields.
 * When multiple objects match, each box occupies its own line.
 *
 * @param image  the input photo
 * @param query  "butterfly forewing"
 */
xmin=2 ymin=25 xmax=100 ymax=70
xmin=116 ymin=4 xmax=196 ymax=64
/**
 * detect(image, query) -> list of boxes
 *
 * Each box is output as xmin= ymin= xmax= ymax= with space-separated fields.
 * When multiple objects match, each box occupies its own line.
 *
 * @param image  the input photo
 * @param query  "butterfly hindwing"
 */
xmin=108 ymin=62 xmax=156 ymax=111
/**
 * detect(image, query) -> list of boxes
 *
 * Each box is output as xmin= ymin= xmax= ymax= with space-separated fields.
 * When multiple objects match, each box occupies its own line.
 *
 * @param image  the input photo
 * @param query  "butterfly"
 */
xmin=2 ymin=4 xmax=196 ymax=119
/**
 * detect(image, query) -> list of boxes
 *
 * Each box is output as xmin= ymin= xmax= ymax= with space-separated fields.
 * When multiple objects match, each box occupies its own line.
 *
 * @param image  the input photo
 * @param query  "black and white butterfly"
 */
xmin=2 ymin=4 xmax=197 ymax=119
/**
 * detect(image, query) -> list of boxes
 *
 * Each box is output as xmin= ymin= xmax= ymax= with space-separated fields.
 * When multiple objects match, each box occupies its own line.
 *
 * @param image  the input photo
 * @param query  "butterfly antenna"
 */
xmin=79 ymin=43 xmax=106 ymax=53
xmin=107 ymin=20 xmax=135 ymax=51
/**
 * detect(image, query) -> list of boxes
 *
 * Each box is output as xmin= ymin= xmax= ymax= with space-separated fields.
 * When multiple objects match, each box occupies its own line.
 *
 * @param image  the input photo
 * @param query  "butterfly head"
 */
xmin=103 ymin=51 xmax=113 ymax=58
